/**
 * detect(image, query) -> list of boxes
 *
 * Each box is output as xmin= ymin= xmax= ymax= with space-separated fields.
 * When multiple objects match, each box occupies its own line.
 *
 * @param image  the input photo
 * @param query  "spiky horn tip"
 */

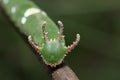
xmin=58 ymin=20 xmax=64 ymax=27
xmin=42 ymin=21 xmax=48 ymax=41
xmin=67 ymin=34 xmax=80 ymax=52
xmin=58 ymin=20 xmax=64 ymax=41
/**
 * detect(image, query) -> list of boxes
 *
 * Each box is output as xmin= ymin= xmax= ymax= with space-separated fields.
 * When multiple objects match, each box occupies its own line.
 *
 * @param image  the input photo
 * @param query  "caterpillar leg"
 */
xmin=28 ymin=35 xmax=40 ymax=53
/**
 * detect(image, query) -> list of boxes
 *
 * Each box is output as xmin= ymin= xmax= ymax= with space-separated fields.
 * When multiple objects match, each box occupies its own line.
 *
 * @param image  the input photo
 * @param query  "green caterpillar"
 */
xmin=0 ymin=0 xmax=80 ymax=67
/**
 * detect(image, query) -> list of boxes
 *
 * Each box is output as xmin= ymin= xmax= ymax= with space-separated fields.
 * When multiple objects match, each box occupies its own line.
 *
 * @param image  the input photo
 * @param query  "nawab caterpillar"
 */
xmin=0 ymin=0 xmax=80 ymax=67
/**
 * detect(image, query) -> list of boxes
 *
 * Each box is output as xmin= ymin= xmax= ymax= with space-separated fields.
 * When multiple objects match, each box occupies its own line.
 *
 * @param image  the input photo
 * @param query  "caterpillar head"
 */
xmin=40 ymin=21 xmax=80 ymax=67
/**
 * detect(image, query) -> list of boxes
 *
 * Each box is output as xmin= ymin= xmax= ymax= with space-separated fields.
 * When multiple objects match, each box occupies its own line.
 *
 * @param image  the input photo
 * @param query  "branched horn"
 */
xmin=67 ymin=34 xmax=80 ymax=52
xmin=58 ymin=21 xmax=64 ymax=41
xmin=42 ymin=21 xmax=48 ymax=41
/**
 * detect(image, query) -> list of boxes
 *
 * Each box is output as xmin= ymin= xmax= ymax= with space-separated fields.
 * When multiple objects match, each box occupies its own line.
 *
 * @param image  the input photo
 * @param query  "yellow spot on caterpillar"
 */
xmin=3 ymin=0 xmax=9 ymax=4
xmin=50 ymin=39 xmax=52 ymax=42
xmin=53 ymin=38 xmax=56 ymax=42
xmin=24 ymin=8 xmax=41 ymax=17
xmin=11 ymin=7 xmax=16 ymax=14
xmin=21 ymin=17 xmax=27 ymax=24
xmin=41 ymin=11 xmax=47 ymax=16
xmin=21 ymin=8 xmax=41 ymax=24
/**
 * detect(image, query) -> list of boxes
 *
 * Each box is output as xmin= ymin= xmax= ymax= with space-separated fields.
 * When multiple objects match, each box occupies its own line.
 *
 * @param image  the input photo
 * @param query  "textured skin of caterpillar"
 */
xmin=0 ymin=0 xmax=80 ymax=67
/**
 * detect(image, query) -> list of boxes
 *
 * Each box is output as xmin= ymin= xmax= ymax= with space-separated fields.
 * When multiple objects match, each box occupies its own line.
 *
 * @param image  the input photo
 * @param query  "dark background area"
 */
xmin=0 ymin=0 xmax=120 ymax=80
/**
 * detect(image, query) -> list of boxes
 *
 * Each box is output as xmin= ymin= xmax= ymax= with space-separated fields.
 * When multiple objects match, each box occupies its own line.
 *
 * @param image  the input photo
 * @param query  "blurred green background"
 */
xmin=0 ymin=0 xmax=120 ymax=80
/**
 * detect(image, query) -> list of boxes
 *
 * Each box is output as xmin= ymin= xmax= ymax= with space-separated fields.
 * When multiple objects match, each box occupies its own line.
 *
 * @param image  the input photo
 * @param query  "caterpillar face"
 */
xmin=40 ymin=21 xmax=67 ymax=67
xmin=28 ymin=21 xmax=80 ymax=67
xmin=41 ymin=39 xmax=67 ymax=67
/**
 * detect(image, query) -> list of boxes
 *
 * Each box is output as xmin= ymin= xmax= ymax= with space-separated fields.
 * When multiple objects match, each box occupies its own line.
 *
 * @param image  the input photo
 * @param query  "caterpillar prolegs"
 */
xmin=0 ymin=0 xmax=80 ymax=67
